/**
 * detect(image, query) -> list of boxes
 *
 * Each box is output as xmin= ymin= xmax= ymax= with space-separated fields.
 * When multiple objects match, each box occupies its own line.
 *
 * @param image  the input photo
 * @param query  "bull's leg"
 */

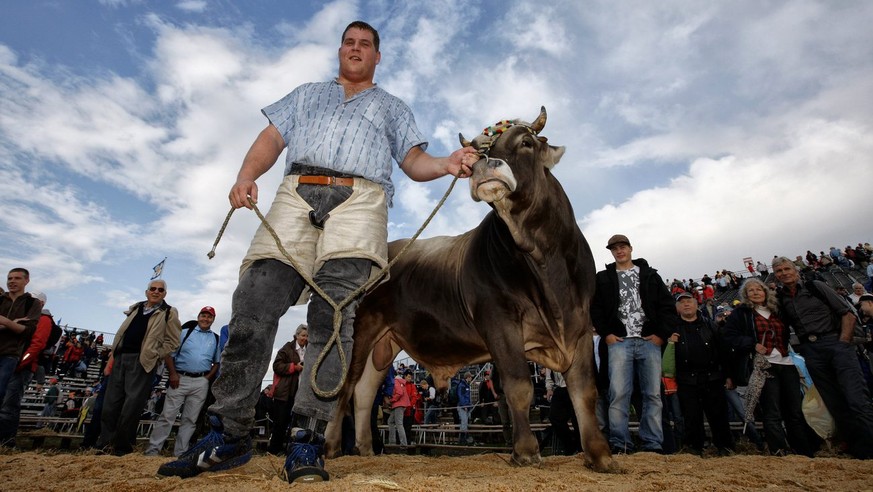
xmin=324 ymin=394 xmax=347 ymax=458
xmin=351 ymin=344 xmax=394 ymax=456
xmin=491 ymin=354 xmax=541 ymax=466
xmin=564 ymin=332 xmax=620 ymax=473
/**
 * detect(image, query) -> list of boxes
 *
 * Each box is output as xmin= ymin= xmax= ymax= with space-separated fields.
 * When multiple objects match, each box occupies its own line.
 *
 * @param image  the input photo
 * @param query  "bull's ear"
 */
xmin=543 ymin=145 xmax=565 ymax=169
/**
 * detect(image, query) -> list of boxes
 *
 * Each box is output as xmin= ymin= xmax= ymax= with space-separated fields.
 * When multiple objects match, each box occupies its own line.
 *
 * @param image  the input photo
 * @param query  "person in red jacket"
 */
xmin=62 ymin=338 xmax=85 ymax=377
xmin=388 ymin=372 xmax=410 ymax=446
xmin=402 ymin=371 xmax=421 ymax=440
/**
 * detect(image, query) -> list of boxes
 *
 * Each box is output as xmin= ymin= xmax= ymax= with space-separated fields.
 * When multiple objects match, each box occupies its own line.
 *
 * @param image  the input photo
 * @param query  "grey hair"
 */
xmin=739 ymin=277 xmax=779 ymax=313
xmin=295 ymin=324 xmax=308 ymax=336
xmin=771 ymin=256 xmax=797 ymax=271
xmin=147 ymin=279 xmax=167 ymax=290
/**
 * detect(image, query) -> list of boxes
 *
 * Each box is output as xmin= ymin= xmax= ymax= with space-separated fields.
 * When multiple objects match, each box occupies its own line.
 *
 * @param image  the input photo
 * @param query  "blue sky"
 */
xmin=2 ymin=1 xmax=872 ymax=372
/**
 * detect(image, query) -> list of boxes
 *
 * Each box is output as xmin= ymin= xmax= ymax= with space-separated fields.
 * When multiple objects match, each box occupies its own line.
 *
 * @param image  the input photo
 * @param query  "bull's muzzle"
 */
xmin=469 ymin=157 xmax=517 ymax=203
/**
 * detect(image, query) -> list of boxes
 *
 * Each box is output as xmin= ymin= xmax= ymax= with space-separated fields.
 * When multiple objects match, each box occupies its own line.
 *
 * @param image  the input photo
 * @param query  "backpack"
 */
xmin=804 ymin=280 xmax=869 ymax=345
xmin=43 ymin=315 xmax=63 ymax=353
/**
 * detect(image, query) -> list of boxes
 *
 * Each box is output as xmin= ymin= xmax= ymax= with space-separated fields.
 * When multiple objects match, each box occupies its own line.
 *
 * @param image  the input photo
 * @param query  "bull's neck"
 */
xmin=493 ymin=178 xmax=577 ymax=265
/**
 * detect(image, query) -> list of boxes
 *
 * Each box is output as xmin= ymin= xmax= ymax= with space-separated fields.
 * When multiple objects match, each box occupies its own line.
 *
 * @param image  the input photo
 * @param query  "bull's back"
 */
xmin=358 ymin=234 xmax=489 ymax=364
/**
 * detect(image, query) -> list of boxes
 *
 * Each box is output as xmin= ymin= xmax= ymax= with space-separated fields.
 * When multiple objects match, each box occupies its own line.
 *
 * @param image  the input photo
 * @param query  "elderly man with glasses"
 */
xmin=95 ymin=279 xmax=181 ymax=455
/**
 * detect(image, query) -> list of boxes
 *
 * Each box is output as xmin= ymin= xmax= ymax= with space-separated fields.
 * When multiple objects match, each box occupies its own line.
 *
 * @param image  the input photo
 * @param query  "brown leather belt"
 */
xmin=297 ymin=175 xmax=354 ymax=186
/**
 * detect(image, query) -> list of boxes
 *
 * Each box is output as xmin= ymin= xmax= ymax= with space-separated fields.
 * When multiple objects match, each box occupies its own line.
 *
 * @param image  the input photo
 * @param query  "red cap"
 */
xmin=199 ymin=306 xmax=216 ymax=317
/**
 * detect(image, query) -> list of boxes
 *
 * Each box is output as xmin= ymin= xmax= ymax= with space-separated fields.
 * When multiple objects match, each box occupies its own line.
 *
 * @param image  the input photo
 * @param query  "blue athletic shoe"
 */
xmin=283 ymin=428 xmax=329 ymax=483
xmin=157 ymin=415 xmax=252 ymax=478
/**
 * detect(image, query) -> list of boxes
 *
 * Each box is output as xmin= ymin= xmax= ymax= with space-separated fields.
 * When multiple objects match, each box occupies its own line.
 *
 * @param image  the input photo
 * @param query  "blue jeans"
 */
xmin=424 ymin=405 xmax=438 ymax=425
xmin=0 ymin=369 xmax=32 ymax=440
xmin=0 ymin=357 xmax=18 ymax=408
xmin=724 ymin=386 xmax=763 ymax=448
xmin=458 ymin=406 xmax=472 ymax=444
xmin=607 ymin=338 xmax=663 ymax=451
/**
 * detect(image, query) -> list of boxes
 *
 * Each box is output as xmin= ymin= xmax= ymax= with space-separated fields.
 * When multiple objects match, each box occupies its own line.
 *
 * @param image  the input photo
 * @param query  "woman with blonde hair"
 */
xmin=722 ymin=278 xmax=814 ymax=457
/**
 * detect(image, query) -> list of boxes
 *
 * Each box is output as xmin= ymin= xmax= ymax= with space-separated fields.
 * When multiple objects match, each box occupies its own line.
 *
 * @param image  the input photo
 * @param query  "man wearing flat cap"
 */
xmin=591 ymin=234 xmax=675 ymax=454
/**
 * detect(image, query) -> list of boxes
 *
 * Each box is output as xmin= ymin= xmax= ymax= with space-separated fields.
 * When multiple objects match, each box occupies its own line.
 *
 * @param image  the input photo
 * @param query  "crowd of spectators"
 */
xmin=4 ymin=241 xmax=873 ymax=463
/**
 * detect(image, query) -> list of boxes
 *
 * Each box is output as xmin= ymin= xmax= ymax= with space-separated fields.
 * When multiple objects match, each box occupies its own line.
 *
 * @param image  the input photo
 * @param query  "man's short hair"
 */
xmin=342 ymin=20 xmax=380 ymax=52
xmin=771 ymin=256 xmax=797 ymax=271
xmin=9 ymin=267 xmax=29 ymax=279
xmin=147 ymin=279 xmax=167 ymax=290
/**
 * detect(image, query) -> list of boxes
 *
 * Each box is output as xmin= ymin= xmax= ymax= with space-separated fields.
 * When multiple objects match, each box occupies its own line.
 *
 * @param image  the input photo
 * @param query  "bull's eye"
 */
xmin=521 ymin=138 xmax=534 ymax=148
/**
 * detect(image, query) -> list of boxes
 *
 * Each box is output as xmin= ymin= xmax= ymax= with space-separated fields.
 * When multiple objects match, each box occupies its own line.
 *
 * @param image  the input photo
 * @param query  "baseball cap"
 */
xmin=606 ymin=234 xmax=631 ymax=250
xmin=199 ymin=306 xmax=216 ymax=317
xmin=674 ymin=291 xmax=694 ymax=301
xmin=859 ymin=293 xmax=873 ymax=304
xmin=31 ymin=291 xmax=47 ymax=305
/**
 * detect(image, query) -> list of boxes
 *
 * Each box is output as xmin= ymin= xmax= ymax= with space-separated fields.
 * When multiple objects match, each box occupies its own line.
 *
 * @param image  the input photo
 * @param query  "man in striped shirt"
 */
xmin=159 ymin=20 xmax=477 ymax=483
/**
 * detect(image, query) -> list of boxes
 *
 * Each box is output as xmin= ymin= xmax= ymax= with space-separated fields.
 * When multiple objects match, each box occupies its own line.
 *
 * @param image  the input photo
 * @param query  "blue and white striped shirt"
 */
xmin=262 ymin=80 xmax=427 ymax=206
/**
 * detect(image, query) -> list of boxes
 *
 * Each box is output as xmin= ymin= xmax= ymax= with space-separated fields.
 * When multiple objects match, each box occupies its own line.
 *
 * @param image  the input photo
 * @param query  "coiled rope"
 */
xmin=207 ymin=176 xmax=461 ymax=398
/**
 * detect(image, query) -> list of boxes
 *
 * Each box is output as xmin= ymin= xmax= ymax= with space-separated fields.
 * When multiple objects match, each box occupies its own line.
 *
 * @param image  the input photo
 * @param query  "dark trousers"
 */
xmin=677 ymin=379 xmax=734 ymax=452
xmin=759 ymin=363 xmax=814 ymax=456
xmin=798 ymin=338 xmax=873 ymax=458
xmin=268 ymin=398 xmax=293 ymax=454
xmin=81 ymin=377 xmax=108 ymax=448
xmin=96 ymin=352 xmax=155 ymax=454
xmin=549 ymin=387 xmax=580 ymax=455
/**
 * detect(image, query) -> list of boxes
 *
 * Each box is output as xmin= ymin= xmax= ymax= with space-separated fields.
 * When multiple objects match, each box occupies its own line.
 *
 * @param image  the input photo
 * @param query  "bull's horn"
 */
xmin=531 ymin=106 xmax=547 ymax=133
xmin=458 ymin=133 xmax=473 ymax=147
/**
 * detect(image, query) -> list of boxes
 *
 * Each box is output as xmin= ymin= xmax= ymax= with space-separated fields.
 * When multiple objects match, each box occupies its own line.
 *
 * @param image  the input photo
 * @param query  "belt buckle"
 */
xmin=327 ymin=176 xmax=336 ymax=185
xmin=808 ymin=334 xmax=818 ymax=342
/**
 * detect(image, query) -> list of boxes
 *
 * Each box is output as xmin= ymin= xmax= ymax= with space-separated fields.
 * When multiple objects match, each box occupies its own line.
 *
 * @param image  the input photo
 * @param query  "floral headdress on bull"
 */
xmin=461 ymin=107 xmax=551 ymax=162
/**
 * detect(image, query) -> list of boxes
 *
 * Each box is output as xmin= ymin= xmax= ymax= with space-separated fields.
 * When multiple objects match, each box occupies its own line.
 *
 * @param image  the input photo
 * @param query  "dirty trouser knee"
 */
xmin=210 ymin=259 xmax=304 ymax=437
xmin=292 ymin=257 xmax=372 ymax=423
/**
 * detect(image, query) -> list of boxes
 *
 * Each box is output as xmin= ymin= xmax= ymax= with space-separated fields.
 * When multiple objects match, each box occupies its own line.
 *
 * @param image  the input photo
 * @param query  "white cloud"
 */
xmin=582 ymin=118 xmax=873 ymax=280
xmin=2 ymin=0 xmax=873 ymax=370
xmin=176 ymin=0 xmax=207 ymax=13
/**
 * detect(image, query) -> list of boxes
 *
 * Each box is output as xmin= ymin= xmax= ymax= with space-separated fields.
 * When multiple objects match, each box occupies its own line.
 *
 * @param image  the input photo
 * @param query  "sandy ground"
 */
xmin=2 ymin=448 xmax=872 ymax=492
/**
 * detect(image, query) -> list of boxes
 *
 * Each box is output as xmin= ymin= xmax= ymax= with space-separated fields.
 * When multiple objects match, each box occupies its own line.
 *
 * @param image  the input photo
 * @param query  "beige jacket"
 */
xmin=111 ymin=300 xmax=181 ymax=373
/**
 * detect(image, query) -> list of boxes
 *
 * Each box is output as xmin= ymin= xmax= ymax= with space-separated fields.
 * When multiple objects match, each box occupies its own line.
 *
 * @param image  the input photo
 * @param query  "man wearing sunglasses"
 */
xmin=96 ymin=279 xmax=181 ymax=455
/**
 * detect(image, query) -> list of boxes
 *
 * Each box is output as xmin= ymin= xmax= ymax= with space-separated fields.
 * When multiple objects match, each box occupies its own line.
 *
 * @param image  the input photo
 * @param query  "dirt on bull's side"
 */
xmin=1 ymin=449 xmax=872 ymax=492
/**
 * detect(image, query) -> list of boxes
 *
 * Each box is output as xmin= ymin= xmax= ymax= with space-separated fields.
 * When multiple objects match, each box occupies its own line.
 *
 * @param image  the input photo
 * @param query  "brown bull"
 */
xmin=325 ymin=108 xmax=618 ymax=472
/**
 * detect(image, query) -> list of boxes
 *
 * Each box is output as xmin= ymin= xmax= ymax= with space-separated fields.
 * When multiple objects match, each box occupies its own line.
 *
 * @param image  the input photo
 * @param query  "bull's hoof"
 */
xmin=353 ymin=446 xmax=374 ymax=457
xmin=584 ymin=454 xmax=622 ymax=474
xmin=510 ymin=452 xmax=543 ymax=467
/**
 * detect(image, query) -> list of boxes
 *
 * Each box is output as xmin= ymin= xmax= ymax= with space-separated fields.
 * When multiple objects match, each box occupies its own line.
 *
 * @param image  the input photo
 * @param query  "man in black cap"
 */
xmin=591 ymin=234 xmax=675 ymax=454
xmin=670 ymin=291 xmax=734 ymax=455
